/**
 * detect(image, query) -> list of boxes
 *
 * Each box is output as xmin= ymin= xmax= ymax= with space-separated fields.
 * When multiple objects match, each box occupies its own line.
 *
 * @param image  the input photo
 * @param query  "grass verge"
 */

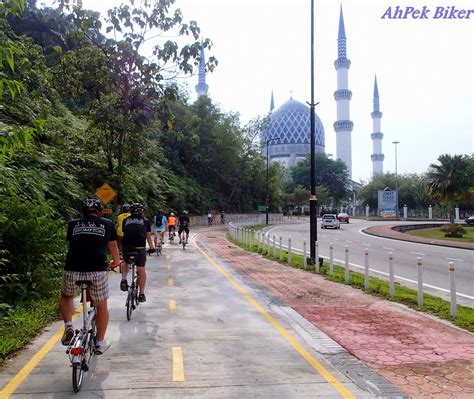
xmin=227 ymin=228 xmax=474 ymax=333
xmin=0 ymin=297 xmax=60 ymax=366
xmin=407 ymin=226 xmax=474 ymax=243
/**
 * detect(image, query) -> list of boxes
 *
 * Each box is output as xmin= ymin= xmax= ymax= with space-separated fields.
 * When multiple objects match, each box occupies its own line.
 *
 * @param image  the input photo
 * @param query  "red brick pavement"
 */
xmin=200 ymin=229 xmax=474 ymax=398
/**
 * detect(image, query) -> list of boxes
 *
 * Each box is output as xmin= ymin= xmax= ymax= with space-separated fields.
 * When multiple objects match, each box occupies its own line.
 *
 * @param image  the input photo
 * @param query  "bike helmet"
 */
xmin=182 ymin=210 xmax=188 ymax=215
xmin=170 ymin=212 xmax=174 ymax=216
xmin=130 ymin=203 xmax=144 ymax=214
xmin=82 ymin=197 xmax=104 ymax=212
xmin=122 ymin=203 xmax=130 ymax=212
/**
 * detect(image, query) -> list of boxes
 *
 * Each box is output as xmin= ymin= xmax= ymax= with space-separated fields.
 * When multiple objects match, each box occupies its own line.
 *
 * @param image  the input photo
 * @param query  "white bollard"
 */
xmin=364 ymin=248 xmax=369 ymax=289
xmin=303 ymin=240 xmax=307 ymax=270
xmin=449 ymin=262 xmax=457 ymax=317
xmin=257 ymin=231 xmax=261 ymax=252
xmin=267 ymin=234 xmax=271 ymax=255
xmin=344 ymin=245 xmax=349 ymax=283
xmin=329 ymin=243 xmax=334 ymax=276
xmin=417 ymin=257 xmax=423 ymax=306
xmin=315 ymin=241 xmax=320 ymax=273
xmin=389 ymin=252 xmax=395 ymax=298
xmin=279 ymin=236 xmax=283 ymax=261
xmin=273 ymin=235 xmax=276 ymax=257
xmin=288 ymin=237 xmax=292 ymax=265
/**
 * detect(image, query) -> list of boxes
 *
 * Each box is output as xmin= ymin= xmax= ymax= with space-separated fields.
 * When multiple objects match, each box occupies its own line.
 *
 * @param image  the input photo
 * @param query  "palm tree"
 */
xmin=427 ymin=154 xmax=473 ymax=223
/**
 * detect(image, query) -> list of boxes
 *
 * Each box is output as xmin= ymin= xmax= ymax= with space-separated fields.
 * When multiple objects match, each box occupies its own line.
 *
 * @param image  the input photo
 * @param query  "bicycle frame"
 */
xmin=125 ymin=254 xmax=139 ymax=321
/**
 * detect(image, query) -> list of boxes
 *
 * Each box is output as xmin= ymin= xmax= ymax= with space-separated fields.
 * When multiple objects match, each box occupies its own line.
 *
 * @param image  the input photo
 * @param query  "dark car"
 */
xmin=466 ymin=215 xmax=474 ymax=225
xmin=337 ymin=212 xmax=350 ymax=223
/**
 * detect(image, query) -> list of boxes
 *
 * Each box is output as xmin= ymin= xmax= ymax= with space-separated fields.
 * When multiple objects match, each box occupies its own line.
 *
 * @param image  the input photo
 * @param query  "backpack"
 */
xmin=155 ymin=214 xmax=163 ymax=228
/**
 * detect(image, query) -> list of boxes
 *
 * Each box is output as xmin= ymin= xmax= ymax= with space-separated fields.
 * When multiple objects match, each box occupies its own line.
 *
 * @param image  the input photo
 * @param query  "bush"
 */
xmin=440 ymin=224 xmax=466 ymax=237
xmin=0 ymin=195 xmax=66 ymax=305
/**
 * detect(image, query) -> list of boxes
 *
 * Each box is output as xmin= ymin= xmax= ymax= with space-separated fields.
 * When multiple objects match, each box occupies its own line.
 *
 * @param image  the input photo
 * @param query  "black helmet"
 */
xmin=123 ymin=203 xmax=130 ymax=212
xmin=82 ymin=197 xmax=104 ymax=213
xmin=130 ymin=203 xmax=144 ymax=214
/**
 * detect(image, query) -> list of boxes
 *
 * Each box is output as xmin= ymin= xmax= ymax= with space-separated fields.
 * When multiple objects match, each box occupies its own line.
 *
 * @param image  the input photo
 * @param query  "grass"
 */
xmin=228 ymin=229 xmax=474 ymax=333
xmin=0 ymin=297 xmax=60 ymax=366
xmin=407 ymin=226 xmax=474 ymax=243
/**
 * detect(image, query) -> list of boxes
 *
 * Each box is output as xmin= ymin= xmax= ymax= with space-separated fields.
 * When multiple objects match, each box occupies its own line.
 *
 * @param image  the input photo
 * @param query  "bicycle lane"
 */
xmin=1 ymin=230 xmax=384 ymax=398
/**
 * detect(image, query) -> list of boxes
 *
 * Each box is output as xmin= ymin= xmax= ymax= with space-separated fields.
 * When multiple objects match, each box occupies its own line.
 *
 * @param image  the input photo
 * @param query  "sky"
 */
xmin=44 ymin=0 xmax=473 ymax=183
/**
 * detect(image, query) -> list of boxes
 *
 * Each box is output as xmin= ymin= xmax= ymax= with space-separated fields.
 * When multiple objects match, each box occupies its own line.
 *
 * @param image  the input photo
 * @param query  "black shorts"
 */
xmin=168 ymin=225 xmax=176 ymax=232
xmin=179 ymin=226 xmax=189 ymax=234
xmin=123 ymin=248 xmax=147 ymax=267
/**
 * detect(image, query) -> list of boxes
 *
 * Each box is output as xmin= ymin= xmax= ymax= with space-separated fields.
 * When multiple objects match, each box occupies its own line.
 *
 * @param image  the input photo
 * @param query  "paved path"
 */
xmin=203 ymin=227 xmax=474 ymax=398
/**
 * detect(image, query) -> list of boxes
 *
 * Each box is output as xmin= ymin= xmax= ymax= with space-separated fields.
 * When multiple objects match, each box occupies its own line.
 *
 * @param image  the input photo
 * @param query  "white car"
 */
xmin=321 ymin=214 xmax=340 ymax=229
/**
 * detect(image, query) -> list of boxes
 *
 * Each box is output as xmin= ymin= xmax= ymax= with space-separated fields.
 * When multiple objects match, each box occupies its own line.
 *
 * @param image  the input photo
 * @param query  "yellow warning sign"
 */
xmin=95 ymin=183 xmax=117 ymax=205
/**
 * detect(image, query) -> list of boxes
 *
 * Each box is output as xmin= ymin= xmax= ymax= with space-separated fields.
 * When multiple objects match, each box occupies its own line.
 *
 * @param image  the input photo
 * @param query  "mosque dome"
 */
xmin=261 ymin=97 xmax=325 ymax=168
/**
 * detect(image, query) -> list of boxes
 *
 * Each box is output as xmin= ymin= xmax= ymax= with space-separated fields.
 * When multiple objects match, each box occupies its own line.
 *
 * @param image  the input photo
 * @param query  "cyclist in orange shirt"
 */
xmin=168 ymin=212 xmax=177 ymax=241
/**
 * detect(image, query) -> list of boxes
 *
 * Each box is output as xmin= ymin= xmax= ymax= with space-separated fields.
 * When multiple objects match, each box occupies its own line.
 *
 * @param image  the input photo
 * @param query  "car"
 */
xmin=321 ymin=214 xmax=340 ymax=229
xmin=466 ymin=215 xmax=474 ymax=225
xmin=337 ymin=212 xmax=350 ymax=223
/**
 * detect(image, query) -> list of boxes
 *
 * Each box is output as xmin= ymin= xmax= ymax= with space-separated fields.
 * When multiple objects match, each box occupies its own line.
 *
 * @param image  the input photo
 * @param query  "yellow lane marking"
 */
xmin=172 ymin=347 xmax=185 ymax=382
xmin=168 ymin=277 xmax=174 ymax=286
xmin=169 ymin=300 xmax=176 ymax=313
xmin=0 ymin=305 xmax=82 ymax=398
xmin=166 ymin=264 xmax=171 ymax=270
xmin=195 ymin=240 xmax=356 ymax=399
xmin=166 ymin=255 xmax=171 ymax=260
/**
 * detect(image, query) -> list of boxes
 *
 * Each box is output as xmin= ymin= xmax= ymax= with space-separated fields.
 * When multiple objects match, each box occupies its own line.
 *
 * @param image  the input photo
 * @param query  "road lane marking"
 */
xmin=446 ymin=257 xmax=464 ymax=262
xmin=362 ymin=243 xmax=371 ymax=247
xmin=345 ymin=240 xmax=353 ymax=243
xmin=0 ymin=305 xmax=83 ymax=398
xmin=410 ymin=251 xmax=426 ymax=256
xmin=172 ymin=347 xmax=185 ymax=382
xmin=168 ymin=277 xmax=174 ymax=286
xmin=166 ymin=264 xmax=171 ymax=270
xmin=169 ymin=300 xmax=176 ymax=313
xmin=166 ymin=255 xmax=171 ymax=260
xmin=195 ymin=240 xmax=356 ymax=399
xmin=383 ymin=247 xmax=396 ymax=251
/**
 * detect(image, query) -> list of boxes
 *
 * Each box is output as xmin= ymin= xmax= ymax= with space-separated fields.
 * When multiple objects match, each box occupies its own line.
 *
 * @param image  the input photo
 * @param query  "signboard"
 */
xmin=102 ymin=208 xmax=113 ymax=215
xmin=258 ymin=205 xmax=267 ymax=212
xmin=95 ymin=183 xmax=117 ymax=205
xmin=378 ymin=189 xmax=397 ymax=218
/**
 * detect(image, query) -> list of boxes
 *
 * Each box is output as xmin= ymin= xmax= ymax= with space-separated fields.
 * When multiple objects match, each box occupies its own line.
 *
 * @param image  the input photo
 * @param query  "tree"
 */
xmin=427 ymin=154 xmax=473 ymax=223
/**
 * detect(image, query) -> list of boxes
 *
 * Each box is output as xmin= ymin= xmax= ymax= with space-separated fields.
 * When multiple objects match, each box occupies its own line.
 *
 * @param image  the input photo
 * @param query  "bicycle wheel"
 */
xmin=72 ymin=360 xmax=84 ymax=392
xmin=126 ymin=291 xmax=133 ymax=321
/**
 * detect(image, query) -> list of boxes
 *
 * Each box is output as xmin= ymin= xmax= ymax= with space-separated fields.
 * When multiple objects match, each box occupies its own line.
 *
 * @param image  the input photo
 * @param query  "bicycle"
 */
xmin=169 ymin=228 xmax=176 ymax=244
xmin=156 ymin=239 xmax=162 ymax=256
xmin=66 ymin=281 xmax=97 ymax=392
xmin=181 ymin=237 xmax=186 ymax=250
xmin=124 ymin=252 xmax=139 ymax=321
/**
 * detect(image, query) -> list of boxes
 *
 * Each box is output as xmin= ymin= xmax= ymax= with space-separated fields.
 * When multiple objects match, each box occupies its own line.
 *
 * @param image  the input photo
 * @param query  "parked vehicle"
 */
xmin=337 ymin=212 xmax=350 ymax=223
xmin=466 ymin=215 xmax=474 ymax=225
xmin=321 ymin=214 xmax=340 ymax=229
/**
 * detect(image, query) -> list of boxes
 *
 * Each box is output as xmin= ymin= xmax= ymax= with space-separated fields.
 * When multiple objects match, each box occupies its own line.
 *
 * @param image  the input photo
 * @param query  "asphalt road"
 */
xmin=263 ymin=219 xmax=474 ymax=306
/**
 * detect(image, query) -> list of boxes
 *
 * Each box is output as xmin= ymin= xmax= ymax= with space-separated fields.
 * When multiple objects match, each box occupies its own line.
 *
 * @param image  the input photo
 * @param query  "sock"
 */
xmin=65 ymin=321 xmax=73 ymax=328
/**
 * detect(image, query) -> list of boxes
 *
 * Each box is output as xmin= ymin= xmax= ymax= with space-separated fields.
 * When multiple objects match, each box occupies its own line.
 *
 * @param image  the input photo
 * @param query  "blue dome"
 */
xmin=262 ymin=98 xmax=325 ymax=149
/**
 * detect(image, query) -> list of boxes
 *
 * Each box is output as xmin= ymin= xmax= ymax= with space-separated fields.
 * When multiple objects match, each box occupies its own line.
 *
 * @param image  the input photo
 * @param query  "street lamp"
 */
xmin=266 ymin=137 xmax=280 ymax=225
xmin=392 ymin=141 xmax=400 ymax=219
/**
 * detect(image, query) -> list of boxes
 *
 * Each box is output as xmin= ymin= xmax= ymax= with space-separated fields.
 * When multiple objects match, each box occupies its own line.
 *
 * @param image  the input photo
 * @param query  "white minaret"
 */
xmin=371 ymin=75 xmax=384 ymax=175
xmin=195 ymin=44 xmax=208 ymax=97
xmin=333 ymin=5 xmax=353 ymax=180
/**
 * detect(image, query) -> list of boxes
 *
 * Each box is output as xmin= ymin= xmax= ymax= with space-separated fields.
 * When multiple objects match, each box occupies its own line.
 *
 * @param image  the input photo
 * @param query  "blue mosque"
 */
xmin=196 ymin=6 xmax=385 ymax=179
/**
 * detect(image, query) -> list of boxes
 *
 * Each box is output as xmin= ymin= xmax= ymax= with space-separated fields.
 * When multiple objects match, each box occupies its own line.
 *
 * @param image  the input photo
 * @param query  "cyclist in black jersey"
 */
xmin=120 ymin=203 xmax=155 ymax=303
xmin=178 ymin=211 xmax=190 ymax=244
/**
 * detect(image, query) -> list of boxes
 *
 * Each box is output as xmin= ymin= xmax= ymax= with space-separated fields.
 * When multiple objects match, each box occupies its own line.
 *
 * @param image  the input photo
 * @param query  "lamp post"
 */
xmin=266 ymin=137 xmax=280 ymax=225
xmin=308 ymin=0 xmax=319 ymax=263
xmin=392 ymin=141 xmax=400 ymax=219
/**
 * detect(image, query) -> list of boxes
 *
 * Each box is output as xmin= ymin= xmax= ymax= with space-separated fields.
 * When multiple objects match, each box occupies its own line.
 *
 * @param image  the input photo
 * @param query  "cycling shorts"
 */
xmin=61 ymin=271 xmax=109 ymax=302
xmin=123 ymin=248 xmax=147 ymax=267
xmin=178 ymin=226 xmax=189 ymax=234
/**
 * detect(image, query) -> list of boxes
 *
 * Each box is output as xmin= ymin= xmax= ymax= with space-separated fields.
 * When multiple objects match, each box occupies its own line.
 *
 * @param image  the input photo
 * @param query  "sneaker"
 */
xmin=94 ymin=340 xmax=110 ymax=355
xmin=120 ymin=279 xmax=128 ymax=292
xmin=138 ymin=293 xmax=146 ymax=303
xmin=61 ymin=326 xmax=75 ymax=346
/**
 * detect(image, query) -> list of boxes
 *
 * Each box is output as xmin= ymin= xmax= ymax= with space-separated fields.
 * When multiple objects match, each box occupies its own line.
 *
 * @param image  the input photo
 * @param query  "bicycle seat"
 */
xmin=75 ymin=280 xmax=93 ymax=287
xmin=123 ymin=252 xmax=139 ymax=262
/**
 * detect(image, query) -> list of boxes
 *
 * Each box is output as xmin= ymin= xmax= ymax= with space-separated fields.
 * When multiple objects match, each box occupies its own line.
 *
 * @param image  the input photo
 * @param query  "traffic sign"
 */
xmin=95 ymin=183 xmax=117 ymax=205
xmin=258 ymin=205 xmax=267 ymax=212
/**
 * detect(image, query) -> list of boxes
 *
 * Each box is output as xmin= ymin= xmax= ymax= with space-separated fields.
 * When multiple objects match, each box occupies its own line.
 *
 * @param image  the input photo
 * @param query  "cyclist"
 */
xmin=168 ymin=212 xmax=177 ymax=241
xmin=220 ymin=211 xmax=225 ymax=225
xmin=116 ymin=203 xmax=131 ymax=251
xmin=152 ymin=209 xmax=167 ymax=246
xmin=120 ymin=203 xmax=155 ymax=302
xmin=59 ymin=197 xmax=120 ymax=354
xmin=207 ymin=211 xmax=213 ymax=226
xmin=178 ymin=210 xmax=190 ymax=244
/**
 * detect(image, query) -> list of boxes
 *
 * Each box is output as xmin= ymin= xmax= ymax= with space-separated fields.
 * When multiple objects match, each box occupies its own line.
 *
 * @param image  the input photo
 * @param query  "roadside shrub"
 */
xmin=0 ymin=195 xmax=66 ymax=305
xmin=440 ymin=224 xmax=466 ymax=237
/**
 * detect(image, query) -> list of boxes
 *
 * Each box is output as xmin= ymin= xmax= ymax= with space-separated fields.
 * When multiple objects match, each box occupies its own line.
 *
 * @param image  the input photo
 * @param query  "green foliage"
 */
xmin=0 ymin=196 xmax=66 ymax=304
xmin=440 ymin=224 xmax=467 ymax=238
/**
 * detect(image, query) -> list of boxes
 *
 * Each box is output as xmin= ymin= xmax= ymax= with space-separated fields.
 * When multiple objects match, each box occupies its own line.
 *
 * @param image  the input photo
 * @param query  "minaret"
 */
xmin=333 ymin=5 xmax=353 ymax=179
xmin=270 ymin=90 xmax=275 ymax=112
xmin=371 ymin=75 xmax=384 ymax=175
xmin=195 ymin=44 xmax=208 ymax=97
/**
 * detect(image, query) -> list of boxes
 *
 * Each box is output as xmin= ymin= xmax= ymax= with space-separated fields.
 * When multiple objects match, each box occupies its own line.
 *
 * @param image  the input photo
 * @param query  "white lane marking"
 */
xmin=410 ymin=251 xmax=426 ymax=256
xmin=446 ymin=257 xmax=464 ymax=262
xmin=362 ymin=244 xmax=371 ymax=247
xmin=383 ymin=247 xmax=396 ymax=251
xmin=346 ymin=240 xmax=353 ymax=243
